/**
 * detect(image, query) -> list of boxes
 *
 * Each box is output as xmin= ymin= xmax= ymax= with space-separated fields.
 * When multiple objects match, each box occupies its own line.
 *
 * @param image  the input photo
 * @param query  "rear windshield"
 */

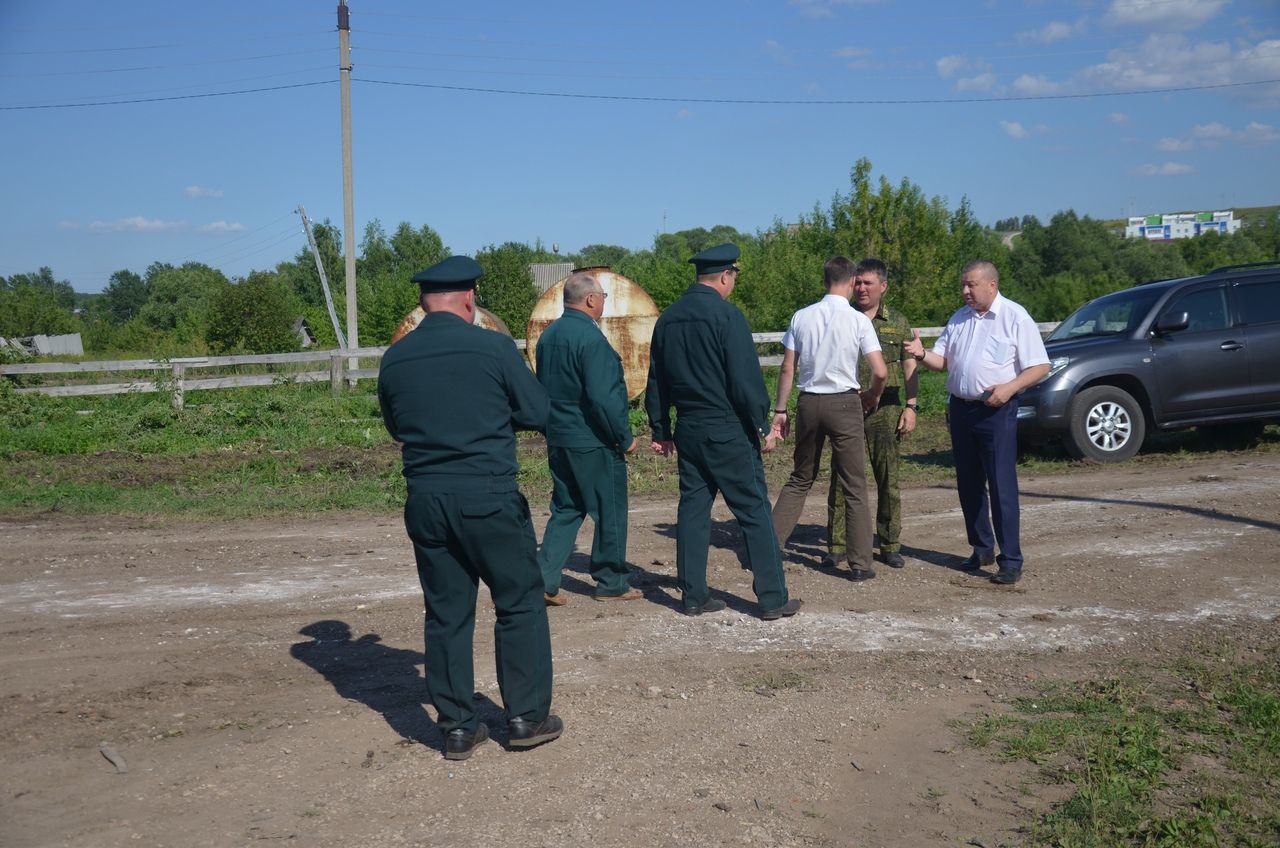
xmin=1048 ymin=287 xmax=1164 ymax=341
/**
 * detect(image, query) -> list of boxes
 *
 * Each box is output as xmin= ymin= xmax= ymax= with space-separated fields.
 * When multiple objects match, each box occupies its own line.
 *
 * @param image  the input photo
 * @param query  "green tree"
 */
xmin=475 ymin=242 xmax=539 ymax=334
xmin=100 ymin=269 xmax=148 ymax=324
xmin=138 ymin=263 xmax=229 ymax=348
xmin=0 ymin=281 xmax=78 ymax=337
xmin=206 ymin=272 xmax=299 ymax=354
xmin=573 ymin=244 xmax=631 ymax=268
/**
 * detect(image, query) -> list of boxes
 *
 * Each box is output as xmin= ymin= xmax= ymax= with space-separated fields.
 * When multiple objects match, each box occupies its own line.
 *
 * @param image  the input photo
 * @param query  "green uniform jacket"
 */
xmin=378 ymin=312 xmax=549 ymax=490
xmin=645 ymin=284 xmax=770 ymax=440
xmin=858 ymin=305 xmax=912 ymax=405
xmin=535 ymin=308 xmax=633 ymax=451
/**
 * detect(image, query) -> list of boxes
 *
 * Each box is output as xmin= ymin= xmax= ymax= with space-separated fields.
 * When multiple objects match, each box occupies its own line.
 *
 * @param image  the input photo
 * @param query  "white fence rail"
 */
xmin=2 ymin=324 xmax=1058 ymax=407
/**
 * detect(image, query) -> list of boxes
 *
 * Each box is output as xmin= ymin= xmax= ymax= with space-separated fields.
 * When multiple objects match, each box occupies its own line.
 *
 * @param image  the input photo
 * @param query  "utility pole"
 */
xmin=338 ymin=0 xmax=358 ymax=364
xmin=297 ymin=205 xmax=348 ymax=350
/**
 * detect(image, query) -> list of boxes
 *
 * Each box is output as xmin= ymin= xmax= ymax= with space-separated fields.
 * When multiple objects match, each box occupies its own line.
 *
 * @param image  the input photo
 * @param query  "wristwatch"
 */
xmin=773 ymin=409 xmax=788 ymax=414
xmin=904 ymin=402 xmax=919 ymax=412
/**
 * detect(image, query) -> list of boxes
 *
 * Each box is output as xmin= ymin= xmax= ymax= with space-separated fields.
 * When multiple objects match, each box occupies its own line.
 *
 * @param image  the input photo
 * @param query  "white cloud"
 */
xmin=834 ymin=46 xmax=873 ymax=59
xmin=1108 ymin=112 xmax=1131 ymax=124
xmin=790 ymin=0 xmax=885 ymax=18
xmin=1000 ymin=120 xmax=1030 ymax=139
xmin=676 ymin=108 xmax=695 ymax=119
xmin=957 ymin=71 xmax=996 ymax=91
xmin=1103 ymin=0 xmax=1229 ymax=31
xmin=762 ymin=39 xmax=792 ymax=65
xmin=1053 ymin=34 xmax=1280 ymax=103
xmin=57 ymin=221 xmax=81 ymax=230
xmin=198 ymin=221 xmax=245 ymax=235
xmin=936 ymin=54 xmax=968 ymax=79
xmin=1156 ymin=137 xmax=1195 ymax=151
xmin=1017 ymin=18 xmax=1087 ymax=45
xmin=88 ymin=216 xmax=185 ymax=233
xmin=1239 ymin=121 xmax=1280 ymax=144
xmin=1191 ymin=121 xmax=1234 ymax=139
xmin=1134 ymin=162 xmax=1194 ymax=176
xmin=184 ymin=185 xmax=223 ymax=199
xmin=1011 ymin=74 xmax=1062 ymax=95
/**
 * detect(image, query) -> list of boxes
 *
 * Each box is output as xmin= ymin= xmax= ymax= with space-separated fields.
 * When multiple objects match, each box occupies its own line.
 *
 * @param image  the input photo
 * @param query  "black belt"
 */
xmin=950 ymin=394 xmax=988 ymax=406
xmin=800 ymin=387 xmax=857 ymax=396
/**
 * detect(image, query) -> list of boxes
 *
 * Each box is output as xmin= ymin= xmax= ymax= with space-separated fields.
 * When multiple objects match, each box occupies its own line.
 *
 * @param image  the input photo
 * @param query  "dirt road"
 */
xmin=2 ymin=456 xmax=1277 ymax=847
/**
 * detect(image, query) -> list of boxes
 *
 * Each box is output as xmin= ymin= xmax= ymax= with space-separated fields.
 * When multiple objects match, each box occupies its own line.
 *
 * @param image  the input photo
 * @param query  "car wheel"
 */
xmin=1064 ymin=386 xmax=1146 ymax=462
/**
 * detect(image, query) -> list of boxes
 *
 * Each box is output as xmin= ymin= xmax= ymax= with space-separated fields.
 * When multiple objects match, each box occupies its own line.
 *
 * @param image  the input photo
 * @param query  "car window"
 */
xmin=1048 ymin=287 xmax=1163 ymax=341
xmin=1236 ymin=280 xmax=1280 ymax=326
xmin=1162 ymin=286 xmax=1229 ymax=333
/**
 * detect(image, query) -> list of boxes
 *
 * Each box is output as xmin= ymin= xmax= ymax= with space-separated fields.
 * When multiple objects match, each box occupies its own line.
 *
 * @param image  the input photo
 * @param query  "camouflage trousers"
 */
xmin=828 ymin=404 xmax=901 ymax=555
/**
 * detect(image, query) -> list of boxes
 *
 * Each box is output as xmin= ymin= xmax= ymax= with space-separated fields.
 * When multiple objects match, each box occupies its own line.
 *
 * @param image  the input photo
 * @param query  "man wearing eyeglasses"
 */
xmin=646 ymin=242 xmax=801 ymax=621
xmin=536 ymin=271 xmax=641 ymax=605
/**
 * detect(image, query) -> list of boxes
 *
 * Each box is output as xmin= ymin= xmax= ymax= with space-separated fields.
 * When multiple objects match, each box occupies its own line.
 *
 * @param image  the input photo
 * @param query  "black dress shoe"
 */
xmin=443 ymin=722 xmax=489 ymax=761
xmin=761 ymin=598 xmax=802 ymax=621
xmin=959 ymin=552 xmax=996 ymax=571
xmin=681 ymin=598 xmax=727 ymax=616
xmin=848 ymin=567 xmax=877 ymax=581
xmin=508 ymin=714 xmax=564 ymax=749
xmin=991 ymin=568 xmax=1022 ymax=585
xmin=820 ymin=554 xmax=841 ymax=569
xmin=876 ymin=550 xmax=905 ymax=569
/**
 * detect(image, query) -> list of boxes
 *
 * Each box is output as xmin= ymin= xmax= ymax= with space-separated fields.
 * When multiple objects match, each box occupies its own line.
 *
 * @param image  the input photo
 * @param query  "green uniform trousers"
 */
xmin=674 ymin=422 xmax=789 ymax=611
xmin=404 ymin=486 xmax=553 ymax=735
xmin=537 ymin=446 xmax=631 ymax=597
xmin=829 ymin=403 xmax=902 ymax=555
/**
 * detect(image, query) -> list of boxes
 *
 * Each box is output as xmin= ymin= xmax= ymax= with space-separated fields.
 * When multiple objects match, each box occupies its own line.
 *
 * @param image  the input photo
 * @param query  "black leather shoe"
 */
xmin=508 ymin=714 xmax=564 ymax=749
xmin=443 ymin=722 xmax=489 ymax=761
xmin=991 ymin=568 xmax=1022 ymax=585
xmin=681 ymin=598 xmax=727 ymax=616
xmin=820 ymin=554 xmax=841 ymax=569
xmin=848 ymin=567 xmax=877 ymax=581
xmin=761 ymin=598 xmax=802 ymax=621
xmin=876 ymin=550 xmax=905 ymax=569
xmin=959 ymin=552 xmax=996 ymax=571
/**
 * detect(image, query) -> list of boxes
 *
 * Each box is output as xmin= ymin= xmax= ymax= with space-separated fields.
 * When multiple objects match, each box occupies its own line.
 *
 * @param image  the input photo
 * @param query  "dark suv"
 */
xmin=1017 ymin=262 xmax=1280 ymax=462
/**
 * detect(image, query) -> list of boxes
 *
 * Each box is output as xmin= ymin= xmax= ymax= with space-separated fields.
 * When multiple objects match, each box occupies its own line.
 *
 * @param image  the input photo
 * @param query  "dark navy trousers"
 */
xmin=948 ymin=397 xmax=1023 ymax=571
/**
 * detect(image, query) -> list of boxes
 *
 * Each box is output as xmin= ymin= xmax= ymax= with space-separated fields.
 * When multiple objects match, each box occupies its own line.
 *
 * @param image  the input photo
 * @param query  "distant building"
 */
xmin=1125 ymin=210 xmax=1241 ymax=241
xmin=0 ymin=333 xmax=84 ymax=357
xmin=529 ymin=262 xmax=575 ymax=294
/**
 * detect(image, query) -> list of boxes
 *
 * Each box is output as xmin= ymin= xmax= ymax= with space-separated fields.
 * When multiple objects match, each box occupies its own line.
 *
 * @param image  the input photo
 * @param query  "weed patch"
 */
xmin=959 ymin=641 xmax=1280 ymax=847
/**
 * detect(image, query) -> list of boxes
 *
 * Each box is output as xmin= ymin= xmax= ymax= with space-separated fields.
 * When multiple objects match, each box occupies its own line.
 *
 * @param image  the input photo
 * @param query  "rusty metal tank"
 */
xmin=525 ymin=267 xmax=658 ymax=400
xmin=390 ymin=305 xmax=512 ymax=344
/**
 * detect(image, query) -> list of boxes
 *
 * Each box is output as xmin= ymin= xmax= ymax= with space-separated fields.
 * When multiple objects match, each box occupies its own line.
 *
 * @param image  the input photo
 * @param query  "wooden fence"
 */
xmin=2 ymin=324 xmax=1058 ymax=408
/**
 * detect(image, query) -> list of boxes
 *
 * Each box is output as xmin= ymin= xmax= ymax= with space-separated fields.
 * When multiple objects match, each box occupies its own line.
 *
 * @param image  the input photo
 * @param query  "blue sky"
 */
xmin=3 ymin=0 xmax=1278 ymax=292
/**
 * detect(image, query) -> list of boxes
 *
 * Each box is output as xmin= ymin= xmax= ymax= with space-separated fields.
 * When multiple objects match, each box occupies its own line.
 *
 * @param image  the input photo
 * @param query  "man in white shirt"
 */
xmin=904 ymin=260 xmax=1050 ymax=584
xmin=770 ymin=256 xmax=889 ymax=580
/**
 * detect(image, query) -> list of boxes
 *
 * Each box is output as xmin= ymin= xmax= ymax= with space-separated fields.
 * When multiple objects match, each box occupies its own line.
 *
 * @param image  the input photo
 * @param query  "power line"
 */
xmin=3 ymin=49 xmax=333 ymax=78
xmin=0 ymin=80 xmax=333 ymax=110
xmin=354 ymin=76 xmax=1280 ymax=105
xmin=12 ymin=32 xmax=332 ymax=55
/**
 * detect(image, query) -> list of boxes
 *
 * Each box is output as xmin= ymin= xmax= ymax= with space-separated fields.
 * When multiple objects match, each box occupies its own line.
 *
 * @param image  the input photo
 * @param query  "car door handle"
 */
xmin=1220 ymin=341 xmax=1244 ymax=351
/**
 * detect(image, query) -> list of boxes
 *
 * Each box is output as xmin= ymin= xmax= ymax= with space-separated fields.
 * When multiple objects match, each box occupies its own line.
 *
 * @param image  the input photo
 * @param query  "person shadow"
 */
xmin=558 ymin=551 xmax=686 ymax=611
xmin=290 ymin=620 xmax=507 ymax=753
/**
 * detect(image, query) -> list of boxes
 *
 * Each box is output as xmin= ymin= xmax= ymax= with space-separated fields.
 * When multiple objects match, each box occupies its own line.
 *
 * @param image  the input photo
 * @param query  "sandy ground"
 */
xmin=1 ymin=455 xmax=1278 ymax=848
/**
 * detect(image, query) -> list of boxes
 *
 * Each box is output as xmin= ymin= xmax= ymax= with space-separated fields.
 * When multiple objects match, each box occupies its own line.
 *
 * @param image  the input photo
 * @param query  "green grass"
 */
xmin=958 ymin=641 xmax=1280 ymax=847
xmin=2 ymin=371 xmax=1277 ymax=517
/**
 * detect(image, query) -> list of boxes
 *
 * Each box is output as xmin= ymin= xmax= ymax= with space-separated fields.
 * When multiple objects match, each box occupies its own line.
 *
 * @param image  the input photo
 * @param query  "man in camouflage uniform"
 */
xmin=826 ymin=259 xmax=920 ymax=569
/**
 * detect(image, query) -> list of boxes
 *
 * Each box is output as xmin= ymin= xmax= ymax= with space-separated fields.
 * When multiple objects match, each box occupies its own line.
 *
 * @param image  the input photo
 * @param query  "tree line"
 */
xmin=3 ymin=158 xmax=1277 ymax=358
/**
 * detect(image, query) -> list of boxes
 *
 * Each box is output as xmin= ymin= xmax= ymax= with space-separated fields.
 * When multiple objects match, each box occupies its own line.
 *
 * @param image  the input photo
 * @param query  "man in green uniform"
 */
xmin=378 ymin=255 xmax=563 ymax=761
xmin=646 ymin=243 xmax=801 ymax=621
xmin=825 ymin=259 xmax=920 ymax=569
xmin=537 ymin=271 xmax=640 ymax=605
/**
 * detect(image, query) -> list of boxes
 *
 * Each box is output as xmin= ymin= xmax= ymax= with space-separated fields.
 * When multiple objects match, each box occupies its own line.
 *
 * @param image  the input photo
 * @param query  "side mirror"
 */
xmin=1154 ymin=311 xmax=1189 ymax=333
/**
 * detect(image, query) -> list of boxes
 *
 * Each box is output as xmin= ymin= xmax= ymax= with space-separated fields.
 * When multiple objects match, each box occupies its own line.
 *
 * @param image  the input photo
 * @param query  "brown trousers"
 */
xmin=771 ymin=390 xmax=874 ymax=570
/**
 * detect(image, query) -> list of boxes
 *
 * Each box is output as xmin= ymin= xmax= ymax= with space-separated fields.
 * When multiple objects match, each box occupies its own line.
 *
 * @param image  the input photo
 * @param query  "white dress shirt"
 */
xmin=932 ymin=292 xmax=1050 ymax=400
xmin=782 ymin=293 xmax=882 ymax=393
